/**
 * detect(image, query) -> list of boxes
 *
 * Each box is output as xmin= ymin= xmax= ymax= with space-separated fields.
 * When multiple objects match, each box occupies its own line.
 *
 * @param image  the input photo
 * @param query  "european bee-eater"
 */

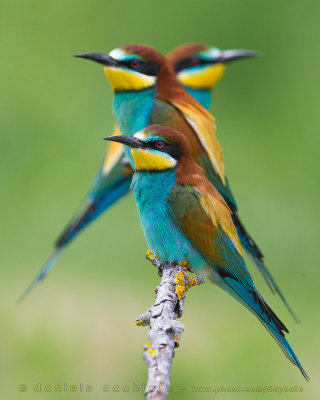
xmin=20 ymin=44 xmax=292 ymax=321
xmin=105 ymin=124 xmax=308 ymax=380
xmin=168 ymin=43 xmax=260 ymax=109
xmin=73 ymin=44 xmax=293 ymax=316
xmin=74 ymin=44 xmax=295 ymax=319
xmin=47 ymin=44 xmax=257 ymax=252
xmin=169 ymin=44 xmax=294 ymax=316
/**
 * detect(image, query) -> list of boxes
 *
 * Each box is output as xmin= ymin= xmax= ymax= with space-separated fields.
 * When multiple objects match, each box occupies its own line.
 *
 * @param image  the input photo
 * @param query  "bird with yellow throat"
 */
xmin=105 ymin=124 xmax=308 ymax=380
xmin=21 ymin=45 xmax=294 ymax=322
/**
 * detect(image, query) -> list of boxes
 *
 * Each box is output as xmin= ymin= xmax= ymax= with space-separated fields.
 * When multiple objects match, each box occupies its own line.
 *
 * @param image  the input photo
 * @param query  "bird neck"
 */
xmin=156 ymin=63 xmax=210 ymax=114
xmin=183 ymin=86 xmax=212 ymax=110
xmin=131 ymin=168 xmax=177 ymax=209
xmin=112 ymin=87 xmax=156 ymax=165
xmin=156 ymin=63 xmax=186 ymax=101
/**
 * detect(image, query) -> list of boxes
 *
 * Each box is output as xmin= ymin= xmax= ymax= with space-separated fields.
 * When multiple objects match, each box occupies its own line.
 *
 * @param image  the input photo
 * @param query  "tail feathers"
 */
xmin=231 ymin=211 xmax=264 ymax=260
xmin=18 ymin=248 xmax=64 ymax=303
xmin=232 ymin=211 xmax=298 ymax=322
xmin=19 ymin=177 xmax=132 ymax=303
xmin=212 ymin=274 xmax=308 ymax=380
xmin=259 ymin=319 xmax=309 ymax=381
xmin=249 ymin=289 xmax=288 ymax=334
xmin=19 ymin=176 xmax=133 ymax=303
xmin=56 ymin=177 xmax=132 ymax=248
xmin=247 ymin=253 xmax=275 ymax=294
xmin=249 ymin=255 xmax=300 ymax=323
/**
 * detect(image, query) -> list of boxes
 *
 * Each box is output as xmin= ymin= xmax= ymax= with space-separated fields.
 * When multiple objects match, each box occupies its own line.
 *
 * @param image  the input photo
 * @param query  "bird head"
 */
xmin=74 ymin=45 xmax=167 ymax=92
xmin=167 ymin=43 xmax=260 ymax=90
xmin=104 ymin=125 xmax=191 ymax=172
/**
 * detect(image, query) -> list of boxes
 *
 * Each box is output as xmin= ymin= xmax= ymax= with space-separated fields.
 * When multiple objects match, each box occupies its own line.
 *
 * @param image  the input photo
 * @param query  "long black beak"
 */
xmin=104 ymin=135 xmax=142 ymax=149
xmin=216 ymin=50 xmax=261 ymax=64
xmin=74 ymin=53 xmax=118 ymax=67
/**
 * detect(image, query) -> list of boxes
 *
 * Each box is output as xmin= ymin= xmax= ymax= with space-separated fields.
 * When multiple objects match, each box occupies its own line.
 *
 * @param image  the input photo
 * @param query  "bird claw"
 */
xmin=178 ymin=258 xmax=190 ymax=271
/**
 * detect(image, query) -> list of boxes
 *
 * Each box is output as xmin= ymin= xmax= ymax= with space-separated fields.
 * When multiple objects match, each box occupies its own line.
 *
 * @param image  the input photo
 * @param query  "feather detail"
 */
xmin=168 ymin=183 xmax=248 ymax=282
xmin=172 ymin=100 xmax=225 ymax=185
xmin=102 ymin=125 xmax=125 ymax=175
xmin=199 ymin=190 xmax=242 ymax=256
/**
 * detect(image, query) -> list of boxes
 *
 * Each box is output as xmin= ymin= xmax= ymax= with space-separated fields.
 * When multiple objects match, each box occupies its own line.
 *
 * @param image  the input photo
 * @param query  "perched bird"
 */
xmin=104 ymin=124 xmax=308 ymax=380
xmin=20 ymin=44 xmax=259 ymax=300
xmin=169 ymin=44 xmax=294 ymax=316
xmin=74 ymin=44 xmax=295 ymax=317
xmin=51 ymin=44 xmax=256 ymax=248
xmin=20 ymin=44 xmax=290 ymax=320
xmin=168 ymin=43 xmax=260 ymax=109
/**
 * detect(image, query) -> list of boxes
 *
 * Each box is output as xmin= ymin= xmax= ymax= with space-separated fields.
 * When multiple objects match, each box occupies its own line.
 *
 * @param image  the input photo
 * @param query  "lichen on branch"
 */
xmin=136 ymin=252 xmax=203 ymax=399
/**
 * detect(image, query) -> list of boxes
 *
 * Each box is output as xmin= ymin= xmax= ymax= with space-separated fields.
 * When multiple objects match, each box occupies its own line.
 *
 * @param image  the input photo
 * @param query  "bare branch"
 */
xmin=136 ymin=253 xmax=203 ymax=399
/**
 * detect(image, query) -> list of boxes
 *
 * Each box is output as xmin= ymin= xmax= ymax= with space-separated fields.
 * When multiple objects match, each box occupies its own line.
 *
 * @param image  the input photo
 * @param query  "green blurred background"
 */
xmin=1 ymin=0 xmax=319 ymax=398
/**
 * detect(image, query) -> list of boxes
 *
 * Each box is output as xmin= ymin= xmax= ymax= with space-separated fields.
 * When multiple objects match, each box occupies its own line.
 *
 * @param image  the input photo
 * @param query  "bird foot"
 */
xmin=178 ymin=258 xmax=190 ymax=271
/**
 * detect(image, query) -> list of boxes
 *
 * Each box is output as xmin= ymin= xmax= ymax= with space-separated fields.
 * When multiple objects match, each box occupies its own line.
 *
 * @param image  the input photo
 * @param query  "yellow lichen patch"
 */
xmin=175 ymin=271 xmax=186 ymax=300
xmin=175 ymin=271 xmax=200 ymax=301
xmin=145 ymin=344 xmax=157 ymax=357
xmin=136 ymin=318 xmax=149 ymax=327
xmin=173 ymin=336 xmax=179 ymax=347
xmin=146 ymin=249 xmax=154 ymax=260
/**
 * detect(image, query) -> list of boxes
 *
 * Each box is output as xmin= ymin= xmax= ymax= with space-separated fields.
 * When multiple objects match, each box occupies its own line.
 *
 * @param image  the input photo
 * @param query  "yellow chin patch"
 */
xmin=178 ymin=64 xmax=226 ymax=90
xmin=131 ymin=148 xmax=176 ymax=171
xmin=104 ymin=67 xmax=156 ymax=91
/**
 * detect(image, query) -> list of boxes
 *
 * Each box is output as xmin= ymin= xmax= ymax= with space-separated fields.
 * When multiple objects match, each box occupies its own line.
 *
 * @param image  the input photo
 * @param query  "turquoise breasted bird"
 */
xmin=20 ymin=45 xmax=292 ymax=320
xmin=105 ymin=124 xmax=308 ymax=380
xmin=19 ymin=44 xmax=262 ymax=302
xmin=73 ymin=44 xmax=296 ymax=319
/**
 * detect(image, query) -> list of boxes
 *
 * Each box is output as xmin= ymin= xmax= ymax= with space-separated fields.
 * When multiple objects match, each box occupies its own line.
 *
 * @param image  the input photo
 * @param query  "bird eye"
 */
xmin=130 ymin=59 xmax=140 ymax=68
xmin=155 ymin=140 xmax=165 ymax=149
xmin=190 ymin=57 xmax=202 ymax=66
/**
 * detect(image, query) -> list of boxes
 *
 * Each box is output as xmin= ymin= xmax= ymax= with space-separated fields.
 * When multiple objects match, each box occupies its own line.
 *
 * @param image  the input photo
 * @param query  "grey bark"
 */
xmin=136 ymin=254 xmax=203 ymax=399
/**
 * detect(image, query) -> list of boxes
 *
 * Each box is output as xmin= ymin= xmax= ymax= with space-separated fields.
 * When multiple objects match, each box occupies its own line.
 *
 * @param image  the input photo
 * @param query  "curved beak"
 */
xmin=74 ymin=53 xmax=118 ymax=67
xmin=104 ymin=135 xmax=142 ymax=149
xmin=216 ymin=50 xmax=261 ymax=64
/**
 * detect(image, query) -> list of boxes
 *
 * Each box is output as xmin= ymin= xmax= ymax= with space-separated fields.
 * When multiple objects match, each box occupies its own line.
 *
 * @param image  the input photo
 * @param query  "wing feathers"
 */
xmin=172 ymin=100 xmax=226 ymax=185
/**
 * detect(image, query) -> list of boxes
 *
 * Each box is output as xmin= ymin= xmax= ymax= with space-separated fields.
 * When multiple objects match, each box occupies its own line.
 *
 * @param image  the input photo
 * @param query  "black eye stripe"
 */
xmin=142 ymin=141 xmax=182 ymax=160
xmin=174 ymin=57 xmax=212 ymax=73
xmin=120 ymin=60 xmax=160 ymax=76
